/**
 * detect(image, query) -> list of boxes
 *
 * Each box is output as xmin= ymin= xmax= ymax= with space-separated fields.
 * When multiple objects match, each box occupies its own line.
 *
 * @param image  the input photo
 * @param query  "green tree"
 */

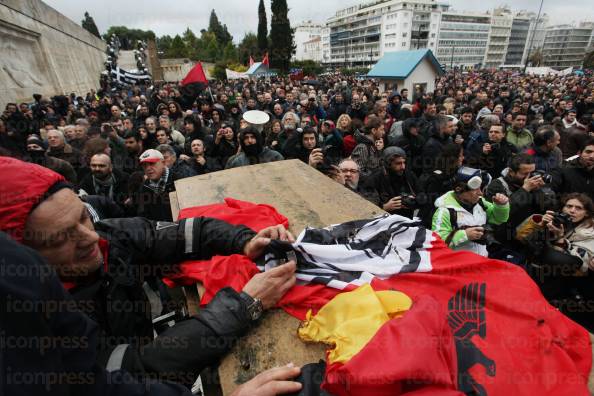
xmin=223 ymin=42 xmax=238 ymax=63
xmin=269 ymin=0 xmax=294 ymax=72
xmin=157 ymin=35 xmax=173 ymax=55
xmin=237 ymin=33 xmax=259 ymax=65
xmin=183 ymin=28 xmax=200 ymax=60
xmin=208 ymin=10 xmax=233 ymax=46
xmin=81 ymin=11 xmax=101 ymax=38
xmin=584 ymin=50 xmax=594 ymax=69
xmin=166 ymin=35 xmax=188 ymax=58
xmin=103 ymin=26 xmax=156 ymax=50
xmin=257 ymin=0 xmax=268 ymax=56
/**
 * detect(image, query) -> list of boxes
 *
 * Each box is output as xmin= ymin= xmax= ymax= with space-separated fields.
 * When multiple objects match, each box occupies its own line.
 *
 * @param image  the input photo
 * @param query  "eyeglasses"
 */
xmin=340 ymin=168 xmax=359 ymax=174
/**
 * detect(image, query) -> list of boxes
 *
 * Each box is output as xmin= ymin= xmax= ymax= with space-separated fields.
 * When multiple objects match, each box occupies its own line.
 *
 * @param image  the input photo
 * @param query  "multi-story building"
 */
xmin=522 ymin=12 xmax=549 ymax=66
xmin=484 ymin=7 xmax=513 ymax=68
xmin=293 ymin=21 xmax=324 ymax=61
xmin=325 ymin=0 xmax=445 ymax=68
xmin=505 ymin=13 xmax=531 ymax=66
xmin=542 ymin=23 xmax=594 ymax=69
xmin=436 ymin=11 xmax=491 ymax=69
xmin=302 ymin=37 xmax=322 ymax=62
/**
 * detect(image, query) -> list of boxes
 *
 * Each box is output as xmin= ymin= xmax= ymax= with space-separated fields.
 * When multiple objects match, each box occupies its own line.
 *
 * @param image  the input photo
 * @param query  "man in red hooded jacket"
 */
xmin=0 ymin=156 xmax=297 ymax=388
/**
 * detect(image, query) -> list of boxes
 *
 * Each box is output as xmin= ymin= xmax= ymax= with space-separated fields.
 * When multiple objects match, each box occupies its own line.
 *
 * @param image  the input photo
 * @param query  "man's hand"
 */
xmin=308 ymin=148 xmax=324 ymax=168
xmin=230 ymin=364 xmax=302 ymax=396
xmin=482 ymin=143 xmax=492 ymax=154
xmin=492 ymin=193 xmax=508 ymax=205
xmin=179 ymin=154 xmax=190 ymax=162
xmin=196 ymin=156 xmax=206 ymax=166
xmin=243 ymin=225 xmax=295 ymax=259
xmin=465 ymin=226 xmax=485 ymax=241
xmin=522 ymin=175 xmax=545 ymax=192
xmin=383 ymin=196 xmax=402 ymax=212
xmin=454 ymin=135 xmax=464 ymax=145
xmin=242 ymin=261 xmax=297 ymax=309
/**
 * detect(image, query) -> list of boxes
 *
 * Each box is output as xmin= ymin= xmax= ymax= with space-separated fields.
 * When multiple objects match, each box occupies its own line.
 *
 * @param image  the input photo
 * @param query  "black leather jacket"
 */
xmin=69 ymin=216 xmax=256 ymax=385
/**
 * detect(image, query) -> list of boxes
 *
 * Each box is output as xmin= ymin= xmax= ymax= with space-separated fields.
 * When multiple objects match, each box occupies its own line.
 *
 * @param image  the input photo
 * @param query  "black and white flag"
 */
xmin=110 ymin=67 xmax=151 ymax=86
xmin=258 ymin=214 xmax=435 ymax=290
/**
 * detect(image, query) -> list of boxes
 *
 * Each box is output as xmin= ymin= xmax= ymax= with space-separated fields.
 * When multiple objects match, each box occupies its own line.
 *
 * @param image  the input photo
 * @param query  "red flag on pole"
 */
xmin=249 ymin=56 xmax=255 ymax=67
xmin=262 ymin=52 xmax=270 ymax=67
xmin=180 ymin=62 xmax=208 ymax=86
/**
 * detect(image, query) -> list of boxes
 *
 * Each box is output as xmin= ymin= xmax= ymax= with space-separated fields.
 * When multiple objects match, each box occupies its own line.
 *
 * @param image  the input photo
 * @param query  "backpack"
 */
xmin=443 ymin=200 xmax=487 ymax=246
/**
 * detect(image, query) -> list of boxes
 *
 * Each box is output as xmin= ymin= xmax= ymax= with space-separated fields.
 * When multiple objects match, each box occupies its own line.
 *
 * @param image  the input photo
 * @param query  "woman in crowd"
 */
xmin=265 ymin=119 xmax=284 ymax=150
xmin=210 ymin=124 xmax=238 ymax=167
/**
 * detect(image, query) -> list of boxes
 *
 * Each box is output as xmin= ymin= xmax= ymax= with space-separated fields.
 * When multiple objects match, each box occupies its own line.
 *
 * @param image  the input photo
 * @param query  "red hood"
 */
xmin=0 ymin=157 xmax=65 ymax=242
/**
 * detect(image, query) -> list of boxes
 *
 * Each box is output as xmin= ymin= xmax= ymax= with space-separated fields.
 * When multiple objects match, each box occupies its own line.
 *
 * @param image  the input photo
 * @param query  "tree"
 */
xmin=269 ymin=0 xmax=294 ymax=72
xmin=237 ymin=33 xmax=259 ymax=65
xmin=81 ymin=11 xmax=101 ymax=38
xmin=257 ymin=0 xmax=268 ymax=56
xmin=167 ymin=35 xmax=188 ymax=58
xmin=584 ymin=50 xmax=594 ymax=69
xmin=208 ymin=10 xmax=233 ymax=47
xmin=183 ymin=28 xmax=200 ymax=60
xmin=223 ymin=42 xmax=238 ymax=63
xmin=103 ymin=26 xmax=156 ymax=50
xmin=528 ymin=49 xmax=543 ymax=67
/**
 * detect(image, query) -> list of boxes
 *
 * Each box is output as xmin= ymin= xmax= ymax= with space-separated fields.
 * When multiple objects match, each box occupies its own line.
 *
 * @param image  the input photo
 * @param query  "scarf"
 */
xmin=146 ymin=167 xmax=170 ymax=194
xmin=92 ymin=174 xmax=115 ymax=199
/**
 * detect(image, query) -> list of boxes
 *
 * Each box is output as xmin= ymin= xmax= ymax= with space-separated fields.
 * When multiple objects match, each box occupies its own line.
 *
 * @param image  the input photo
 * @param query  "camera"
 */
xmin=401 ymin=194 xmax=419 ymax=209
xmin=473 ymin=224 xmax=499 ymax=246
xmin=489 ymin=142 xmax=500 ymax=151
xmin=530 ymin=170 xmax=552 ymax=184
xmin=552 ymin=212 xmax=572 ymax=229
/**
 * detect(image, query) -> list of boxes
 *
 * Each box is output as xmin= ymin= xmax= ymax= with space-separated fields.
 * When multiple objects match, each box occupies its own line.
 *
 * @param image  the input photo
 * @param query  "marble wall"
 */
xmin=0 ymin=0 xmax=106 ymax=109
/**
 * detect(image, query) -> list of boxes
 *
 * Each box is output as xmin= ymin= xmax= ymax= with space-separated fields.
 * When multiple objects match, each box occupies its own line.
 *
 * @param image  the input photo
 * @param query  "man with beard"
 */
xmin=123 ymin=131 xmax=143 ymax=174
xmin=338 ymin=158 xmax=366 ymax=196
xmin=456 ymin=107 xmax=475 ymax=140
xmin=362 ymin=147 xmax=421 ymax=219
xmin=285 ymin=127 xmax=318 ymax=164
xmin=25 ymin=135 xmax=77 ymax=183
xmin=327 ymin=92 xmax=348 ymax=122
xmin=226 ymin=126 xmax=284 ymax=169
xmin=78 ymin=153 xmax=129 ymax=209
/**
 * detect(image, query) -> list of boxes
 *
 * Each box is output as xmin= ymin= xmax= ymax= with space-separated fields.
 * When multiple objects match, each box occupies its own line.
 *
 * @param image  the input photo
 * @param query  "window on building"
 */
xmin=403 ymin=32 xmax=407 ymax=37
xmin=402 ymin=42 xmax=407 ymax=46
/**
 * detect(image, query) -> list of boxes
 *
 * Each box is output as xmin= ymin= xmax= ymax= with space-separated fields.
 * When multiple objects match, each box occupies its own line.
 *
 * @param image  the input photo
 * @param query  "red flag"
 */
xmin=180 ymin=62 xmax=208 ymax=86
xmin=262 ymin=52 xmax=269 ymax=67
xmin=249 ymin=56 xmax=255 ymax=67
xmin=164 ymin=200 xmax=592 ymax=395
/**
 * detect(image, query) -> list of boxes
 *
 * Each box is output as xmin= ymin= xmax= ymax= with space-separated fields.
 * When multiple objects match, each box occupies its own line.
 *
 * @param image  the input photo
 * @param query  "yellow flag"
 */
xmin=298 ymin=284 xmax=412 ymax=364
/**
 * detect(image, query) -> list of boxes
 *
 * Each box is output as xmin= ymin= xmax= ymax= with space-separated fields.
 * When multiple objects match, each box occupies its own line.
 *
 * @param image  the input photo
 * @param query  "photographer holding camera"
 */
xmin=518 ymin=193 xmax=594 ymax=331
xmin=362 ymin=147 xmax=421 ymax=219
xmin=432 ymin=167 xmax=509 ymax=257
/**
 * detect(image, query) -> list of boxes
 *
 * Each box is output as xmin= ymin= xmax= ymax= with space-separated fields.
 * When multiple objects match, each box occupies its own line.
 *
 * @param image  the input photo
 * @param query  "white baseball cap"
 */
xmin=139 ymin=149 xmax=164 ymax=164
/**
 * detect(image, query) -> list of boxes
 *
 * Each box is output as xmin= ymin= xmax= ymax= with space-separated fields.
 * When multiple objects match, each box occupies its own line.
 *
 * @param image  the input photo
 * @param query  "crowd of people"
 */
xmin=1 ymin=68 xmax=594 ymax=394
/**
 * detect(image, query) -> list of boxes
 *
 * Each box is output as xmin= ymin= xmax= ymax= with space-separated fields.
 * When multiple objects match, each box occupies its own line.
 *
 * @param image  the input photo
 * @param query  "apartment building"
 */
xmin=435 ymin=12 xmax=491 ymax=68
xmin=294 ymin=21 xmax=324 ymax=61
xmin=542 ymin=23 xmax=593 ymax=69
xmin=325 ymin=0 xmax=445 ymax=68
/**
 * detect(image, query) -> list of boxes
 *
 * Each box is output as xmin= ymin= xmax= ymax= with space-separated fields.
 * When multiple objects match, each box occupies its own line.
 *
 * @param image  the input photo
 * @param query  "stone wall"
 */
xmin=0 ymin=0 xmax=106 ymax=109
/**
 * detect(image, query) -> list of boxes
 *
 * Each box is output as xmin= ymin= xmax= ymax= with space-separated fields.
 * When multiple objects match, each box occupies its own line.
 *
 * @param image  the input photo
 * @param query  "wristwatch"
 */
xmin=239 ymin=292 xmax=264 ymax=321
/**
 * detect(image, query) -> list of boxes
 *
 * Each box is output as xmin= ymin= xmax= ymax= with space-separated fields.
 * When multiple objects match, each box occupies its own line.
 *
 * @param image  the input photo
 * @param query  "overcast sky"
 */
xmin=44 ymin=0 xmax=590 ymax=42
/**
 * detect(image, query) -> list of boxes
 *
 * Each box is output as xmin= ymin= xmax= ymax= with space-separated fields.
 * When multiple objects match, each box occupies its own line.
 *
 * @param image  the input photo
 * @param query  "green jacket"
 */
xmin=432 ymin=191 xmax=509 ymax=256
xmin=506 ymin=126 xmax=533 ymax=150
